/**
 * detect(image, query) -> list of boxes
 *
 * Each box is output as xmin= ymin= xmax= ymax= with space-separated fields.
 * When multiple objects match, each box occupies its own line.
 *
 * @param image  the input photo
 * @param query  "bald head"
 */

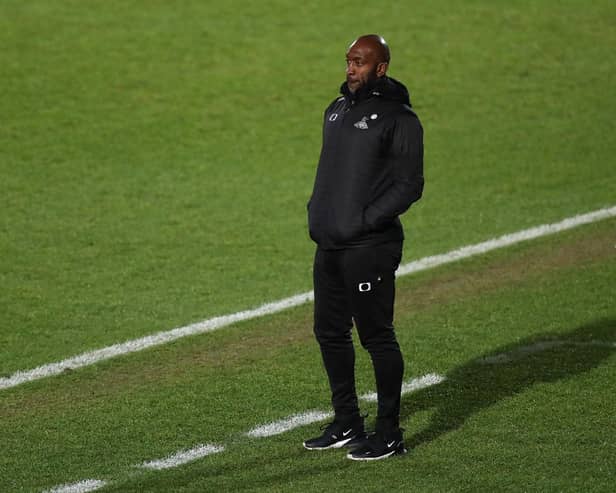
xmin=345 ymin=34 xmax=390 ymax=93
xmin=349 ymin=34 xmax=391 ymax=64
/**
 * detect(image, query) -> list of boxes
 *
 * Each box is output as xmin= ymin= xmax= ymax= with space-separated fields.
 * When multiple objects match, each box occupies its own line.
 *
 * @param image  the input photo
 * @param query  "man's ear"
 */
xmin=376 ymin=62 xmax=388 ymax=77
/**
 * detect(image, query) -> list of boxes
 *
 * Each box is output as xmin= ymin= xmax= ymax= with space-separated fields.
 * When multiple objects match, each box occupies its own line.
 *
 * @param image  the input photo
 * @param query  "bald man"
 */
xmin=304 ymin=35 xmax=424 ymax=460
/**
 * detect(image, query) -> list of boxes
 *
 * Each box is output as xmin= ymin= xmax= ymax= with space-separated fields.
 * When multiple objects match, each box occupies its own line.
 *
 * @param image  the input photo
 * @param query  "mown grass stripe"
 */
xmin=2 ymin=205 xmax=614 ymax=392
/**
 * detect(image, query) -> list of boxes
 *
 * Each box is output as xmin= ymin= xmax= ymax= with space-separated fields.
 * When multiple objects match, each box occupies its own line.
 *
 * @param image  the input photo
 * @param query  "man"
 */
xmin=304 ymin=34 xmax=424 ymax=461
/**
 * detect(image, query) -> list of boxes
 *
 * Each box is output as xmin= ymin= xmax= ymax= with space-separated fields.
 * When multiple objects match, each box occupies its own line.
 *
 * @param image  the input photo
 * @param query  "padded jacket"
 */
xmin=308 ymin=76 xmax=424 ymax=250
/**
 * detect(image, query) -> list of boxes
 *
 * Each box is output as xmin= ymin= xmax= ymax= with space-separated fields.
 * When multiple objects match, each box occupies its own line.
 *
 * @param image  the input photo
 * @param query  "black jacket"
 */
xmin=308 ymin=76 xmax=424 ymax=249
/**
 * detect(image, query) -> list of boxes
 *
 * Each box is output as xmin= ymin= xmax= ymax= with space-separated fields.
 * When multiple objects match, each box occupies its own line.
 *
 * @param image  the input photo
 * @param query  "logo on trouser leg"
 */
xmin=358 ymin=282 xmax=372 ymax=292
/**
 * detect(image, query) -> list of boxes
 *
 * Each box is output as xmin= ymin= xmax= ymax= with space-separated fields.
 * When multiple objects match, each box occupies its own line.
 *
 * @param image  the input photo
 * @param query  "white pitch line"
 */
xmin=246 ymin=373 xmax=446 ymax=438
xmin=246 ymin=410 xmax=334 ymax=438
xmin=139 ymin=443 xmax=225 ymax=470
xmin=0 ymin=292 xmax=313 ymax=391
xmin=42 ymin=479 xmax=108 ymax=493
xmin=360 ymin=373 xmax=446 ymax=402
xmin=2 ymin=205 xmax=615 ymax=392
xmin=396 ymin=205 xmax=616 ymax=276
xmin=46 ymin=373 xmax=442 ymax=491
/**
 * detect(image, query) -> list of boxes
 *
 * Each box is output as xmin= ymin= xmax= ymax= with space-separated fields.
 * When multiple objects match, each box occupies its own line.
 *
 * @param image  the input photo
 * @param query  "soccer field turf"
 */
xmin=1 ymin=1 xmax=615 ymax=491
xmin=2 ymin=218 xmax=614 ymax=492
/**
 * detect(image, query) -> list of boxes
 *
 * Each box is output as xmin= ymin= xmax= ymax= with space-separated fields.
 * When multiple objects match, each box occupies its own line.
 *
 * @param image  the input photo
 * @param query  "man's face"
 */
xmin=345 ymin=40 xmax=387 ymax=93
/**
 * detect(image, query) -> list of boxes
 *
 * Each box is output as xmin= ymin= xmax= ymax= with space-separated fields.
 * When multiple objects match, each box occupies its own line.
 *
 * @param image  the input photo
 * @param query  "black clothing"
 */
xmin=313 ymin=242 xmax=404 ymax=428
xmin=308 ymin=76 xmax=424 ymax=434
xmin=308 ymin=76 xmax=424 ymax=250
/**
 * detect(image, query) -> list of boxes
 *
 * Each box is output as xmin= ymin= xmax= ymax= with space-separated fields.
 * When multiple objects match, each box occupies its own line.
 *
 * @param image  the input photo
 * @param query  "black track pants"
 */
xmin=313 ymin=242 xmax=404 ymax=430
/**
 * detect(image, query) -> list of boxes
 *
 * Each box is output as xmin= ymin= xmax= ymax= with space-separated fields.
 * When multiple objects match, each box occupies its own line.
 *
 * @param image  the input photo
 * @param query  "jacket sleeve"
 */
xmin=363 ymin=111 xmax=424 ymax=230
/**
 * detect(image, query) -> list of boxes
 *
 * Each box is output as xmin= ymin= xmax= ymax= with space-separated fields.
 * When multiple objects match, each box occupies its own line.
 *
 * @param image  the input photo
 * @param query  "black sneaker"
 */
xmin=346 ymin=429 xmax=406 ymax=461
xmin=303 ymin=419 xmax=364 ymax=450
xmin=343 ymin=431 xmax=370 ymax=451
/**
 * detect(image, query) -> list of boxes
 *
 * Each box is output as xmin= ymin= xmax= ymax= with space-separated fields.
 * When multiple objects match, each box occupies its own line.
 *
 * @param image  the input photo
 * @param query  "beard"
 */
xmin=346 ymin=69 xmax=379 ymax=94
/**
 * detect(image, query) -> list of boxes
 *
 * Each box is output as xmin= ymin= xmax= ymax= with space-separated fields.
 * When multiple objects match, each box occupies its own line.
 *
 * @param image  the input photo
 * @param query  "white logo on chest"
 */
xmin=354 ymin=116 xmax=369 ymax=129
xmin=354 ymin=114 xmax=377 ymax=130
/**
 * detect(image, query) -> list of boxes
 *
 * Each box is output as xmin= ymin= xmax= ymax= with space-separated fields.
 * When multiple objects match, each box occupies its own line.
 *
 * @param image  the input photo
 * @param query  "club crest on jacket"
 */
xmin=354 ymin=116 xmax=369 ymax=129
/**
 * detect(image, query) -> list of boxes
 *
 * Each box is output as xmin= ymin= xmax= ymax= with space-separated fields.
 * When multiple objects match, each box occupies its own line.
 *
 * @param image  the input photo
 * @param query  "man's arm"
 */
xmin=363 ymin=112 xmax=424 ymax=230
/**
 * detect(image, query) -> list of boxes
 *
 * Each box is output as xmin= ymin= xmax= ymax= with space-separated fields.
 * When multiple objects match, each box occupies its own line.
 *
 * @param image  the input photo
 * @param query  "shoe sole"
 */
xmin=302 ymin=435 xmax=357 ymax=450
xmin=346 ymin=446 xmax=407 ymax=461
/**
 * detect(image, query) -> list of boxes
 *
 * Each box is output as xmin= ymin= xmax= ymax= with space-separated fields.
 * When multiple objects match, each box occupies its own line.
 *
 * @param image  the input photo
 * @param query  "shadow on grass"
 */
xmin=110 ymin=319 xmax=615 ymax=492
xmin=401 ymin=318 xmax=616 ymax=449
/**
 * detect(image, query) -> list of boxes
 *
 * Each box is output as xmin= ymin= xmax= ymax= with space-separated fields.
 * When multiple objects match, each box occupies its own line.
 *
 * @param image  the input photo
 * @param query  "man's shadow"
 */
xmin=400 ymin=318 xmax=616 ymax=448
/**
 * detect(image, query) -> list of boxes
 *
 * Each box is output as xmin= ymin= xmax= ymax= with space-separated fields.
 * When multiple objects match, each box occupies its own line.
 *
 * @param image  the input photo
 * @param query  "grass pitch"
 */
xmin=1 ymin=1 xmax=615 ymax=491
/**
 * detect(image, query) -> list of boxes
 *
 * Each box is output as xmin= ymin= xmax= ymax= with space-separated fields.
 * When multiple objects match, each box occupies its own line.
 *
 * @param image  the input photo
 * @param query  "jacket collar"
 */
xmin=340 ymin=76 xmax=412 ymax=106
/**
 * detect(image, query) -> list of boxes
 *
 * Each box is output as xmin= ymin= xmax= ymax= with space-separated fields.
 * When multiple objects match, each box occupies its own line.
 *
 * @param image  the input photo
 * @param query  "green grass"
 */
xmin=2 ymin=0 xmax=615 ymax=374
xmin=1 ymin=0 xmax=615 ymax=491
xmin=1 ymin=218 xmax=614 ymax=492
